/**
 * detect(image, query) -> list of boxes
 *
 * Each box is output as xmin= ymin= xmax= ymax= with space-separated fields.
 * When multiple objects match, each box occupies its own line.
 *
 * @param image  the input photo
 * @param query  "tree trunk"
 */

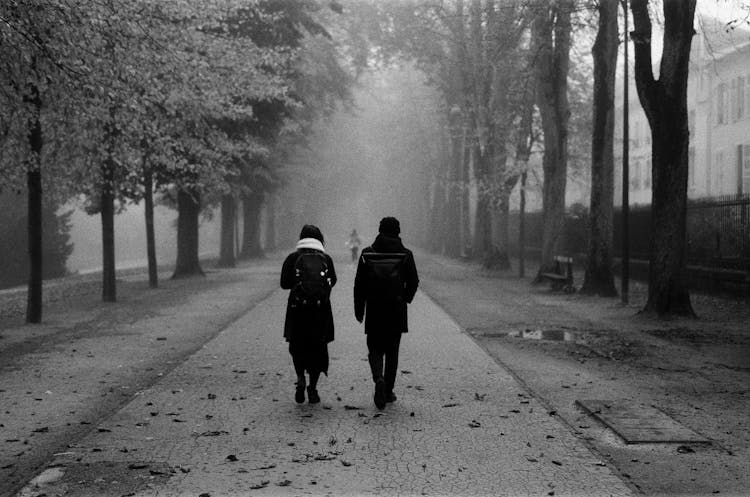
xmin=25 ymin=81 xmax=43 ymax=323
xmin=489 ymin=193 xmax=512 ymax=270
xmin=516 ymin=91 xmax=535 ymax=279
xmin=631 ymin=0 xmax=696 ymax=316
xmin=444 ymin=126 xmax=463 ymax=257
xmin=173 ymin=187 xmax=204 ymax=278
xmin=461 ymin=133 xmax=472 ymax=256
xmin=101 ymin=106 xmax=118 ymax=302
xmin=143 ymin=164 xmax=158 ymax=288
xmin=581 ymin=0 xmax=619 ymax=297
xmin=519 ymin=171 xmax=527 ymax=278
xmin=265 ymin=193 xmax=277 ymax=252
xmin=429 ymin=171 xmax=446 ymax=253
xmin=473 ymin=145 xmax=494 ymax=261
xmin=101 ymin=164 xmax=117 ymax=302
xmin=219 ymin=194 xmax=236 ymax=268
xmin=240 ymin=191 xmax=264 ymax=259
xmin=532 ymin=1 xmax=572 ymax=281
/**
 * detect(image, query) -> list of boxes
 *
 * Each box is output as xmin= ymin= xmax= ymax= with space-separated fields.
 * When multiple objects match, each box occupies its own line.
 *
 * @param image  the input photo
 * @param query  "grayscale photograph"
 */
xmin=1 ymin=0 xmax=749 ymax=496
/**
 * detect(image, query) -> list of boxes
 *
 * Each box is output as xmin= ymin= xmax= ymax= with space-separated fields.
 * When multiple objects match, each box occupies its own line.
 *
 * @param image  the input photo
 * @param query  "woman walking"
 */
xmin=280 ymin=225 xmax=337 ymax=404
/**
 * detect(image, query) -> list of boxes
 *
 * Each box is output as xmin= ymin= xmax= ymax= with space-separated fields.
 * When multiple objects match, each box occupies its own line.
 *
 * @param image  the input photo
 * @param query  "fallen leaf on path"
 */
xmin=341 ymin=460 xmax=352 ymax=467
xmin=196 ymin=430 xmax=229 ymax=437
xmin=276 ymin=479 xmax=292 ymax=486
xmin=250 ymin=480 xmax=270 ymax=489
xmin=253 ymin=464 xmax=276 ymax=470
xmin=474 ymin=393 xmax=486 ymax=401
xmin=468 ymin=420 xmax=481 ymax=428
xmin=526 ymin=457 xmax=538 ymax=463
xmin=551 ymin=460 xmax=562 ymax=466
xmin=344 ymin=405 xmax=360 ymax=410
xmin=313 ymin=453 xmax=337 ymax=461
xmin=226 ymin=455 xmax=238 ymax=462
xmin=128 ymin=463 xmax=148 ymax=470
xmin=442 ymin=403 xmax=460 ymax=408
xmin=677 ymin=445 xmax=695 ymax=454
xmin=32 ymin=427 xmax=49 ymax=433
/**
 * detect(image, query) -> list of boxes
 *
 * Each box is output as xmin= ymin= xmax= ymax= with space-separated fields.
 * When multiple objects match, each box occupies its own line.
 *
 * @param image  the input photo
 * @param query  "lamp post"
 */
xmin=621 ymin=0 xmax=630 ymax=304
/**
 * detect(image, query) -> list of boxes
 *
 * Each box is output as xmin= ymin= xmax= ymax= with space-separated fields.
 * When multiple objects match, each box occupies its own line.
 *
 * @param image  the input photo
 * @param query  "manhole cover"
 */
xmin=575 ymin=399 xmax=710 ymax=444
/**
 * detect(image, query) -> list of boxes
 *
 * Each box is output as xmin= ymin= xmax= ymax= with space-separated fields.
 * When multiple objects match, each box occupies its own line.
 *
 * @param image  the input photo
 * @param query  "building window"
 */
xmin=714 ymin=150 xmax=725 ymax=194
xmin=688 ymin=109 xmax=695 ymax=137
xmin=731 ymin=78 xmax=738 ymax=121
xmin=689 ymin=146 xmax=696 ymax=186
xmin=737 ymin=77 xmax=745 ymax=120
xmin=717 ymin=83 xmax=726 ymax=124
xmin=632 ymin=159 xmax=642 ymax=190
xmin=743 ymin=145 xmax=750 ymax=194
xmin=716 ymin=151 xmax=726 ymax=194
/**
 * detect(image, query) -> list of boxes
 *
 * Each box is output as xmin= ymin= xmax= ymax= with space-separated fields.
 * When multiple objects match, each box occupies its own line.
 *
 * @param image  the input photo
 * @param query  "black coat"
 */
xmin=281 ymin=249 xmax=337 ymax=343
xmin=354 ymin=234 xmax=419 ymax=335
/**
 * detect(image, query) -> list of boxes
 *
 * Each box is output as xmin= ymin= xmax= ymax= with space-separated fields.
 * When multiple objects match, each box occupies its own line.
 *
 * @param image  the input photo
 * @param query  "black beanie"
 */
xmin=378 ymin=217 xmax=400 ymax=236
xmin=299 ymin=224 xmax=324 ymax=244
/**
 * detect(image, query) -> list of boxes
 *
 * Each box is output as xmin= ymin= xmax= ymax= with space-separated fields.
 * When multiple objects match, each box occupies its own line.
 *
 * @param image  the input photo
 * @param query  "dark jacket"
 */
xmin=281 ymin=249 xmax=337 ymax=343
xmin=354 ymin=234 xmax=419 ymax=335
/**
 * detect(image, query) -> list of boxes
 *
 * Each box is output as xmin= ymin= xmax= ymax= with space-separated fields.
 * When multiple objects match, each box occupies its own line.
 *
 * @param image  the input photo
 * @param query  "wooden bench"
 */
xmin=539 ymin=255 xmax=575 ymax=293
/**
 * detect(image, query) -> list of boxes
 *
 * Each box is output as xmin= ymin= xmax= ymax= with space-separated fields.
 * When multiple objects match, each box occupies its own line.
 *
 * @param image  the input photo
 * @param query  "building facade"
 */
xmin=615 ymin=16 xmax=750 ymax=205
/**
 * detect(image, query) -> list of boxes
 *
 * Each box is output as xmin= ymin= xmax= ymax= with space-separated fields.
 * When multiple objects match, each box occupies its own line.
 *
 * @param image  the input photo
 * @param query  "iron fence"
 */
xmin=509 ymin=193 xmax=750 ymax=270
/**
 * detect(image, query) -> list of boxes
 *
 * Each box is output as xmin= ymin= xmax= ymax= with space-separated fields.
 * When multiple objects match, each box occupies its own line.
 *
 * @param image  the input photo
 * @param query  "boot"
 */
xmin=307 ymin=386 xmax=320 ymax=404
xmin=295 ymin=377 xmax=306 ymax=404
xmin=374 ymin=377 xmax=386 ymax=410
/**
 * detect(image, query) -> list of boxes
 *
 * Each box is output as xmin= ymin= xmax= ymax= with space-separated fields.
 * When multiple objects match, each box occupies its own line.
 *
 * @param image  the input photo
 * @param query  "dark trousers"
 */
xmin=367 ymin=333 xmax=402 ymax=393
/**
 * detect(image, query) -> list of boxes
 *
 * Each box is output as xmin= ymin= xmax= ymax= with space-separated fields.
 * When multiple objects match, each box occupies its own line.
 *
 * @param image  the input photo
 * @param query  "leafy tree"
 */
xmin=0 ymin=1 xmax=91 ymax=320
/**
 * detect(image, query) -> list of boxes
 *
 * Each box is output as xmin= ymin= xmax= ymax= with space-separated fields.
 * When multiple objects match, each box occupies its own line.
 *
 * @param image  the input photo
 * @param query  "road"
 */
xmin=9 ymin=260 xmax=633 ymax=497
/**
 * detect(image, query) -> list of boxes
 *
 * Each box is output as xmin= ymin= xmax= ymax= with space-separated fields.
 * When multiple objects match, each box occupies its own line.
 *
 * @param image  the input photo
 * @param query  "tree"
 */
xmin=581 ymin=0 xmax=619 ymax=297
xmin=218 ymin=193 xmax=238 ymax=267
xmin=532 ymin=0 xmax=574 ymax=279
xmin=630 ymin=0 xmax=697 ymax=316
xmin=0 ymin=2 xmax=91 ymax=320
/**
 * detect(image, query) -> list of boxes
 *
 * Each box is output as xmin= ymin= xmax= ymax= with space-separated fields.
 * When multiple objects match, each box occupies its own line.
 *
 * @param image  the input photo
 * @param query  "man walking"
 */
xmin=354 ymin=217 xmax=419 ymax=409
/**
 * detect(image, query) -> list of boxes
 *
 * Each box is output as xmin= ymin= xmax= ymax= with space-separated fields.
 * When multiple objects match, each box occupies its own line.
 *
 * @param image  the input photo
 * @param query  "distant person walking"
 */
xmin=346 ymin=229 xmax=362 ymax=263
xmin=281 ymin=225 xmax=337 ymax=404
xmin=354 ymin=217 xmax=419 ymax=409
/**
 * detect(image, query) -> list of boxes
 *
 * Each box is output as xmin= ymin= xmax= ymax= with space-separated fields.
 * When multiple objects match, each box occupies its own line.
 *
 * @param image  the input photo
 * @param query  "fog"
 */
xmin=275 ymin=65 xmax=443 ymax=251
xmin=66 ymin=203 xmax=220 ymax=274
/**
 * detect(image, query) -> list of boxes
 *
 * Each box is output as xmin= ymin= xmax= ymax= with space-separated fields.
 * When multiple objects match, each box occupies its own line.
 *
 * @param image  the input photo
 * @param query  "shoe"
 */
xmin=386 ymin=391 xmax=397 ymax=403
xmin=307 ymin=386 xmax=320 ymax=404
xmin=295 ymin=380 xmax=306 ymax=404
xmin=374 ymin=378 xmax=386 ymax=409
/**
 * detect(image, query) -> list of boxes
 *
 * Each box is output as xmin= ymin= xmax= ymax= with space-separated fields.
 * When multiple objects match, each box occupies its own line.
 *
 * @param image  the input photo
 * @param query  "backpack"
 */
xmin=292 ymin=252 xmax=331 ymax=307
xmin=361 ymin=252 xmax=407 ymax=303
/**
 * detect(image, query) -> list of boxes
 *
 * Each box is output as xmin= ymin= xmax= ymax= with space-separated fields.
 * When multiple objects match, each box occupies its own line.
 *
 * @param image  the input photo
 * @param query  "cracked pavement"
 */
xmin=16 ymin=264 xmax=634 ymax=497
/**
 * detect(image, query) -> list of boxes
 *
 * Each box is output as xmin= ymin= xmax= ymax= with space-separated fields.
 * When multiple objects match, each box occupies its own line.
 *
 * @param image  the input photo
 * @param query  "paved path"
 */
xmin=19 ymin=265 xmax=633 ymax=497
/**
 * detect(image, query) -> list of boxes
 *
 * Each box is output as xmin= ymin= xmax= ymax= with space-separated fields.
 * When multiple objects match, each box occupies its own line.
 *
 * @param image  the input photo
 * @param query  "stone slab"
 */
xmin=575 ymin=399 xmax=711 ymax=444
